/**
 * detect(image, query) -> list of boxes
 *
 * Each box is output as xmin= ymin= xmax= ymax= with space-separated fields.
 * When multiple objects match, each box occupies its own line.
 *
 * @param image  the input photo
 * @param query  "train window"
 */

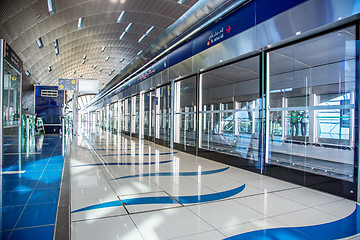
xmin=199 ymin=55 xmax=261 ymax=162
xmin=267 ymin=25 xmax=356 ymax=181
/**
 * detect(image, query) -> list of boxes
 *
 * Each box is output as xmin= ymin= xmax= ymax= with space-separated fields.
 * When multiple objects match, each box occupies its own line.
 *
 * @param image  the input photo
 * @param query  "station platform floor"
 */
xmin=2 ymin=129 xmax=360 ymax=239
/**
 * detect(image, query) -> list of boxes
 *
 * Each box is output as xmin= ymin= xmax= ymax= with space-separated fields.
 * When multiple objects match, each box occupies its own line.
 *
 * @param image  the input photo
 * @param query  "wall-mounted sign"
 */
xmin=58 ymin=78 xmax=77 ymax=90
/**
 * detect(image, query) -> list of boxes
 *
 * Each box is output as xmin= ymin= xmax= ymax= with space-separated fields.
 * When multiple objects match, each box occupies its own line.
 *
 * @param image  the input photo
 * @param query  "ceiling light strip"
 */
xmin=78 ymin=17 xmax=84 ymax=30
xmin=36 ymin=38 xmax=44 ymax=48
xmin=117 ymin=11 xmax=126 ymax=23
xmin=47 ymin=0 xmax=56 ymax=15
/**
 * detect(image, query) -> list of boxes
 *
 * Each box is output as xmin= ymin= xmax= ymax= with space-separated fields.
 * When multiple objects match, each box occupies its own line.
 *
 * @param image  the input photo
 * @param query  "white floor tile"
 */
xmin=219 ymin=218 xmax=285 ymax=238
xmin=188 ymin=199 xmax=266 ymax=229
xmin=235 ymin=192 xmax=308 ymax=217
xmin=272 ymin=207 xmax=340 ymax=227
xmin=172 ymin=230 xmax=226 ymax=240
xmin=71 ymin=215 xmax=144 ymax=240
xmin=130 ymin=207 xmax=214 ymax=240
xmin=274 ymin=187 xmax=344 ymax=207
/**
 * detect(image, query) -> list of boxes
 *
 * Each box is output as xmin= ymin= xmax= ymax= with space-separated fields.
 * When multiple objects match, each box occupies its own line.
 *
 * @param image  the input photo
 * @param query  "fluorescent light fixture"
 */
xmin=36 ymin=38 xmax=44 ymax=48
xmin=138 ymin=35 xmax=146 ymax=43
xmin=109 ymin=69 xmax=115 ymax=75
xmin=120 ymin=58 xmax=125 ymax=62
xmin=93 ymin=65 xmax=97 ymax=69
xmin=47 ymin=0 xmax=55 ymax=15
xmin=117 ymin=11 xmax=126 ymax=23
xmin=119 ymin=32 xmax=126 ymax=40
xmin=105 ymin=56 xmax=110 ymax=61
xmin=145 ymin=26 xmax=155 ymax=35
xmin=83 ymin=55 xmax=86 ymax=59
xmin=82 ymin=59 xmax=85 ymax=64
xmin=101 ymin=46 xmax=106 ymax=52
xmin=98 ymin=68 xmax=103 ymax=74
xmin=25 ymin=71 xmax=31 ymax=77
xmin=48 ymin=66 xmax=52 ymax=72
xmin=125 ymin=23 xmax=133 ymax=32
xmin=73 ymin=70 xmax=76 ymax=74
xmin=55 ymin=48 xmax=59 ymax=55
xmin=54 ymin=39 xmax=58 ymax=48
xmin=137 ymin=50 xmax=143 ymax=56
xmin=80 ymin=74 xmax=83 ymax=77
xmin=177 ymin=0 xmax=185 ymax=4
xmin=78 ymin=17 xmax=84 ymax=30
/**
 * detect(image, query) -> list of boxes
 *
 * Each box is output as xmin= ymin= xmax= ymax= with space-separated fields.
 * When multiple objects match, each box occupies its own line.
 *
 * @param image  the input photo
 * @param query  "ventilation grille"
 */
xmin=41 ymin=89 xmax=58 ymax=97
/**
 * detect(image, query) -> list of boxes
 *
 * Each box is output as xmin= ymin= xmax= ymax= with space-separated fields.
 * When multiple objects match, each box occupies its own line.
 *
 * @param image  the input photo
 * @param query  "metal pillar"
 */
xmin=72 ymin=85 xmax=78 ymax=136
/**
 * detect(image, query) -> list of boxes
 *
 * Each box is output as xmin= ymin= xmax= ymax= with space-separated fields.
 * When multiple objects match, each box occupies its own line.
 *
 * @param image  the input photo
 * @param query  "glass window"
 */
xmin=156 ymin=85 xmax=171 ymax=141
xmin=268 ymin=26 xmax=356 ymax=181
xmin=3 ymin=59 xmax=21 ymax=126
xmin=200 ymin=56 xmax=261 ymax=163
xmin=174 ymin=76 xmax=196 ymax=146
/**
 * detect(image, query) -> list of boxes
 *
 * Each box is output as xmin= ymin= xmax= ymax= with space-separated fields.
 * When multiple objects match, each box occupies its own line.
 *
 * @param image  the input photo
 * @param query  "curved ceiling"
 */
xmin=0 ymin=0 xmax=198 ymax=90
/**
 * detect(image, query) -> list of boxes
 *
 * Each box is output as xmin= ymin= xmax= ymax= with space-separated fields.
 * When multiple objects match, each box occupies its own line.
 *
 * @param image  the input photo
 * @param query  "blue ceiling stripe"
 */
xmin=226 ymin=204 xmax=360 ymax=240
xmin=112 ymin=166 xmax=230 ymax=180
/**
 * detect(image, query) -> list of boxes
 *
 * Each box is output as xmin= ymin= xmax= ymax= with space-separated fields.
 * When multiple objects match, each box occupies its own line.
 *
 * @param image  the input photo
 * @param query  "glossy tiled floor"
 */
xmin=70 ymin=129 xmax=360 ymax=240
xmin=1 ymin=135 xmax=65 ymax=240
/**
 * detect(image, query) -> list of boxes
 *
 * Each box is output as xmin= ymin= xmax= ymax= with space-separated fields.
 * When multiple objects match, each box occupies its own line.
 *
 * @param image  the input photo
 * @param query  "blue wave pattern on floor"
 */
xmin=72 ymin=159 xmax=173 ymax=167
xmin=72 ymin=184 xmax=245 ymax=213
xmin=227 ymin=204 xmax=360 ymax=240
xmin=102 ymin=152 xmax=178 ymax=157
xmin=112 ymin=166 xmax=230 ymax=180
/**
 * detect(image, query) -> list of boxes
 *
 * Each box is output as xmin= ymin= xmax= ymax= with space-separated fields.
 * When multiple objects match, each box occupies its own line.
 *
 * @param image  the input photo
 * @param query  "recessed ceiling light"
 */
xmin=105 ymin=56 xmax=110 ymax=61
xmin=36 ymin=38 xmax=44 ymax=48
xmin=137 ymin=50 xmax=143 ymax=56
xmin=82 ymin=59 xmax=85 ymax=64
xmin=98 ymin=68 xmax=103 ymax=74
xmin=117 ymin=11 xmax=126 ymax=23
xmin=119 ymin=32 xmax=126 ymax=40
xmin=177 ymin=0 xmax=185 ymax=4
xmin=145 ymin=26 xmax=155 ymax=35
xmin=47 ymin=0 xmax=56 ymax=15
xmin=55 ymin=48 xmax=59 ymax=55
xmin=80 ymin=74 xmax=82 ymax=78
xmin=120 ymin=58 xmax=125 ymax=62
xmin=93 ymin=65 xmax=97 ymax=69
xmin=138 ymin=35 xmax=146 ymax=43
xmin=125 ymin=23 xmax=133 ymax=32
xmin=25 ymin=71 xmax=31 ymax=77
xmin=48 ymin=66 xmax=52 ymax=72
xmin=54 ymin=39 xmax=58 ymax=48
xmin=101 ymin=46 xmax=106 ymax=52
xmin=78 ymin=17 xmax=84 ymax=30
xmin=74 ymin=70 xmax=76 ymax=74
xmin=83 ymin=55 xmax=86 ymax=59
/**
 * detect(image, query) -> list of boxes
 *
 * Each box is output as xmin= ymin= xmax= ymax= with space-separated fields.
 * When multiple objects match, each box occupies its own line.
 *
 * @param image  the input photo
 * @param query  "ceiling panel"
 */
xmin=0 ymin=0 xmax=198 ymax=94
